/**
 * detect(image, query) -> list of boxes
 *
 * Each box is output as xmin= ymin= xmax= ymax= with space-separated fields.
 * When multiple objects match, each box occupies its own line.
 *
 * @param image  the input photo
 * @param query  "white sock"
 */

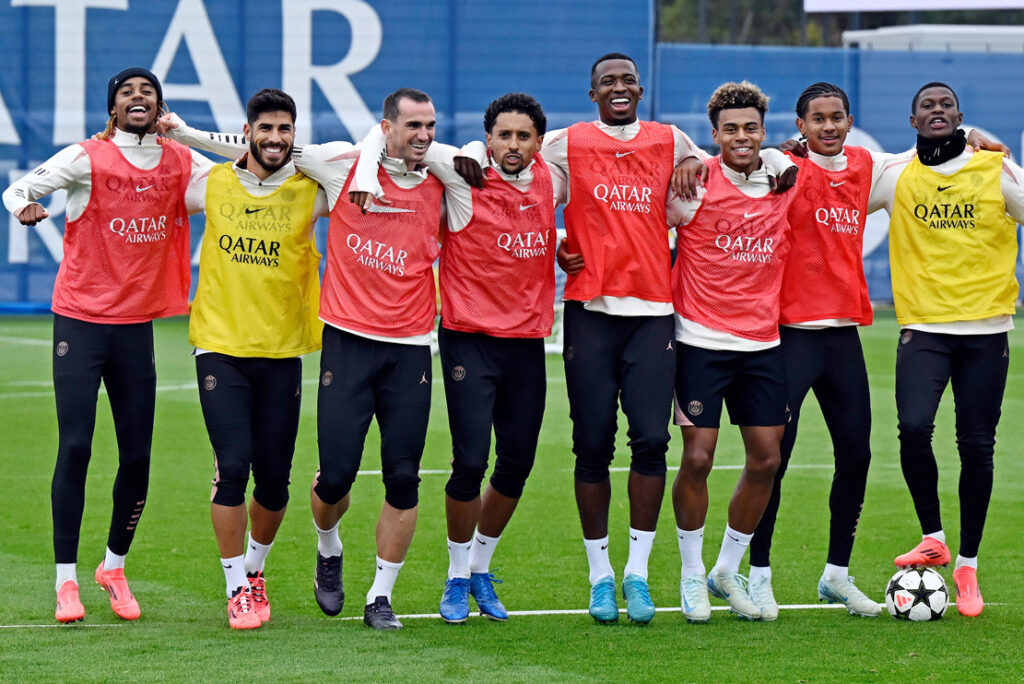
xmin=468 ymin=531 xmax=501 ymax=575
xmin=712 ymin=525 xmax=753 ymax=576
xmin=623 ymin=528 xmax=656 ymax=580
xmin=244 ymin=535 xmax=273 ymax=575
xmin=315 ymin=521 xmax=343 ymax=558
xmin=366 ymin=556 xmax=404 ymax=604
xmin=749 ymin=565 xmax=772 ymax=584
xmin=924 ymin=529 xmax=946 ymax=545
xmin=447 ymin=538 xmax=472 ymax=580
xmin=56 ymin=563 xmax=77 ymax=592
xmin=955 ymin=555 xmax=978 ymax=570
xmin=583 ymin=536 xmax=614 ymax=585
xmin=221 ymin=555 xmax=247 ymax=598
xmin=823 ymin=563 xmax=848 ymax=581
xmin=103 ymin=547 xmax=126 ymax=571
xmin=677 ymin=526 xmax=705 ymax=577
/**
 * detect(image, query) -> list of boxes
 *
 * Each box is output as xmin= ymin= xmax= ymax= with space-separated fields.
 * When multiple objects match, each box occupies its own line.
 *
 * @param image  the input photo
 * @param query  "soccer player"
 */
xmin=160 ymin=88 xmax=437 ymax=630
xmin=2 ymin=67 xmax=209 ymax=623
xmin=538 ymin=52 xmax=711 ymax=624
xmin=166 ymin=89 xmax=327 ymax=629
xmin=873 ymin=82 xmax=1024 ymax=617
xmin=745 ymin=83 xmax=881 ymax=619
xmin=669 ymin=81 xmax=797 ymax=623
xmin=355 ymin=93 xmax=555 ymax=623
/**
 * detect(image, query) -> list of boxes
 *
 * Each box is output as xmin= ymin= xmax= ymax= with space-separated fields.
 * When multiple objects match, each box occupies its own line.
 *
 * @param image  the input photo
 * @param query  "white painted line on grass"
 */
xmin=0 ymin=335 xmax=51 ymax=347
xmin=606 ymin=465 xmax=833 ymax=472
xmin=357 ymin=469 xmax=449 ymax=476
xmin=0 ymin=623 xmax=124 ymax=629
xmin=338 ymin=603 xmax=849 ymax=621
xmin=336 ymin=601 xmax=1003 ymax=621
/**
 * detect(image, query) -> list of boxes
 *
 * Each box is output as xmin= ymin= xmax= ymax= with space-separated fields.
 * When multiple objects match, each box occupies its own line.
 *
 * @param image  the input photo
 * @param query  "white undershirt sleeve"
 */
xmin=2 ymin=144 xmax=91 ymax=216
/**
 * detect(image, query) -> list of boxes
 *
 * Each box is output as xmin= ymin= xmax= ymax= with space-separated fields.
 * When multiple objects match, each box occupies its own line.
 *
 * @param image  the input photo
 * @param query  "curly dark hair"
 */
xmin=707 ymin=81 xmax=770 ymax=127
xmin=483 ymin=93 xmax=547 ymax=136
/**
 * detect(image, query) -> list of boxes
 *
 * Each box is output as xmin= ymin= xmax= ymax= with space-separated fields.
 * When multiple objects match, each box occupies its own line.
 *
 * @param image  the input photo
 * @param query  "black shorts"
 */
xmin=439 ymin=327 xmax=546 ymax=501
xmin=315 ymin=326 xmax=432 ymax=510
xmin=674 ymin=343 xmax=788 ymax=428
xmin=196 ymin=353 xmax=302 ymax=510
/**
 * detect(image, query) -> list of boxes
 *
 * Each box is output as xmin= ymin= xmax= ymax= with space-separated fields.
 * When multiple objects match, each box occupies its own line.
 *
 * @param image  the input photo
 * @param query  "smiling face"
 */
xmin=797 ymin=95 xmax=851 ymax=157
xmin=911 ymin=86 xmax=963 ymax=140
xmin=382 ymin=97 xmax=436 ymax=166
xmin=590 ymin=59 xmax=643 ymax=126
xmin=112 ymin=76 xmax=160 ymax=135
xmin=712 ymin=107 xmax=765 ymax=176
xmin=486 ymin=111 xmax=542 ymax=175
xmin=243 ymin=110 xmax=295 ymax=178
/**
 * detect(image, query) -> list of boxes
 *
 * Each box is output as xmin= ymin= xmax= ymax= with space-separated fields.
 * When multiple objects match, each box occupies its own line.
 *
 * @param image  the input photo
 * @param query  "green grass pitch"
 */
xmin=1 ymin=311 xmax=1022 ymax=682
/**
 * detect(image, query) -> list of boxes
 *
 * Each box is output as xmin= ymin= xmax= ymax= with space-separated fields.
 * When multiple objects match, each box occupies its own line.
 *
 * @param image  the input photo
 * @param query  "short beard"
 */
xmin=250 ymin=140 xmax=291 ymax=175
xmin=121 ymin=119 xmax=154 ymax=137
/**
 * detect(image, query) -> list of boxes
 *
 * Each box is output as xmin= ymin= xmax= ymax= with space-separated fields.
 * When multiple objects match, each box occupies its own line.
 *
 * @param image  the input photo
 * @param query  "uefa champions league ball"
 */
xmin=885 ymin=567 xmax=949 ymax=621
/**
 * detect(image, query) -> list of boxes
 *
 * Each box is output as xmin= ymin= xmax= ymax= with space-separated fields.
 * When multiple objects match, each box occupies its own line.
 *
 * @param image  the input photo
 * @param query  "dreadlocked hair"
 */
xmin=795 ymin=82 xmax=850 ymax=118
xmin=707 ymin=81 xmax=769 ymax=128
xmin=95 ymin=114 xmax=117 ymax=140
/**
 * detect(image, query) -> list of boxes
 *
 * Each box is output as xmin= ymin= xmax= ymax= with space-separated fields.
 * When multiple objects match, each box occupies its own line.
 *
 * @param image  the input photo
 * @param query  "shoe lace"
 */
xmin=232 ymin=590 xmax=255 ymax=614
xmin=626 ymin=577 xmax=652 ymax=603
xmin=318 ymin=556 xmax=340 ymax=590
xmin=248 ymin=575 xmax=267 ymax=605
xmin=594 ymin=579 xmax=616 ymax=603
xmin=474 ymin=573 xmax=502 ymax=602
xmin=748 ymin=576 xmax=774 ymax=606
xmin=374 ymin=597 xmax=396 ymax=618
xmin=682 ymin=575 xmax=704 ymax=603
xmin=730 ymin=573 xmax=752 ymax=595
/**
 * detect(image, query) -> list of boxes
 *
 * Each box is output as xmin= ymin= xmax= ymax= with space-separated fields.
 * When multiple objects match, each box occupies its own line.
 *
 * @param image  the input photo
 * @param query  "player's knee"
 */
xmin=252 ymin=480 xmax=289 ymax=512
xmin=629 ymin=450 xmax=668 ymax=478
xmin=573 ymin=451 xmax=614 ymax=483
xmin=681 ymin=448 xmax=714 ymax=479
xmin=445 ymin=469 xmax=485 ymax=502
xmin=211 ymin=477 xmax=246 ymax=507
xmin=746 ymin=448 xmax=781 ymax=481
xmin=490 ymin=454 xmax=536 ymax=499
xmin=313 ymin=466 xmax=356 ymax=506
xmin=958 ymin=445 xmax=994 ymax=474
xmin=898 ymin=419 xmax=935 ymax=446
xmin=383 ymin=463 xmax=420 ymax=510
xmin=629 ymin=429 xmax=670 ymax=463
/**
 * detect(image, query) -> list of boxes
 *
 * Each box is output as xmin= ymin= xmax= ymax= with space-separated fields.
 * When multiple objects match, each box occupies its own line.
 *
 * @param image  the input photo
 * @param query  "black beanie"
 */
xmin=107 ymin=67 xmax=163 ymax=114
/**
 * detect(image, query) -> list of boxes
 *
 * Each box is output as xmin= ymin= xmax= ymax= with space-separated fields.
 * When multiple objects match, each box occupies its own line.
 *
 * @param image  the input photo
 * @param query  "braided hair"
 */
xmin=795 ymin=82 xmax=850 ymax=119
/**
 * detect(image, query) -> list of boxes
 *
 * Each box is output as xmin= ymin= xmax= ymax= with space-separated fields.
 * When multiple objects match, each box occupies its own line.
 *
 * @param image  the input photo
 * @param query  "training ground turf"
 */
xmin=1 ymin=311 xmax=1022 ymax=682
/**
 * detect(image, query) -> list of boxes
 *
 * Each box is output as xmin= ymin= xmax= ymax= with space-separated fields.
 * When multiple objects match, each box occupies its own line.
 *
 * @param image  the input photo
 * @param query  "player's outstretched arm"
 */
xmin=158 ymin=113 xmax=248 ymax=160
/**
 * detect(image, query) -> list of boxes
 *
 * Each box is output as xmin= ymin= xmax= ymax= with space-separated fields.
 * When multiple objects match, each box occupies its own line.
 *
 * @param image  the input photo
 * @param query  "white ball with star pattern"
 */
xmin=884 ymin=567 xmax=949 ymax=621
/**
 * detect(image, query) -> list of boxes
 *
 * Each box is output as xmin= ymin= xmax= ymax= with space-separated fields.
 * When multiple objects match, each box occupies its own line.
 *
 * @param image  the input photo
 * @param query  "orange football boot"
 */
xmin=95 ymin=563 xmax=141 ymax=620
xmin=894 ymin=536 xmax=950 ymax=568
xmin=227 ymin=588 xmax=262 ymax=629
xmin=952 ymin=566 xmax=984 ymax=617
xmin=55 ymin=581 xmax=85 ymax=623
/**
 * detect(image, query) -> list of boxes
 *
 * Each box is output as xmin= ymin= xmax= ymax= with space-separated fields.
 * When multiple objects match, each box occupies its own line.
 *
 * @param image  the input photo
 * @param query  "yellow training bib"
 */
xmin=889 ymin=151 xmax=1017 ymax=325
xmin=190 ymin=162 xmax=323 ymax=357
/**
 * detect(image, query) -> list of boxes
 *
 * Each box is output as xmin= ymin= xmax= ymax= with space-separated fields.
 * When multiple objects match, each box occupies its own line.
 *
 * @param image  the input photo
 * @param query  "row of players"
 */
xmin=4 ymin=54 xmax=1020 ymax=629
